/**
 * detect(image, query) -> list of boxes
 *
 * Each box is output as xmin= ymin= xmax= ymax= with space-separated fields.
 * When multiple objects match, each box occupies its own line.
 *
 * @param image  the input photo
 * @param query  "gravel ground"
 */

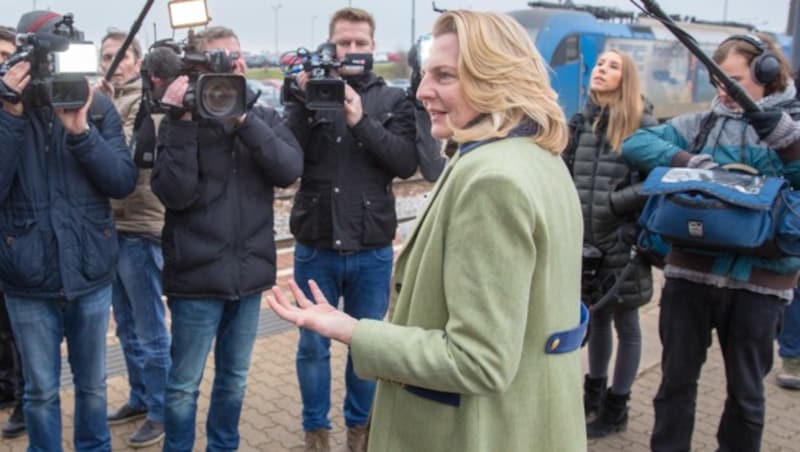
xmin=273 ymin=177 xmax=434 ymax=242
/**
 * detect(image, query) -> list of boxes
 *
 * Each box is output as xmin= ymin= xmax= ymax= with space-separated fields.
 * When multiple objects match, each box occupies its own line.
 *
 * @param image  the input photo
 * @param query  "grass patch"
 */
xmin=248 ymin=63 xmax=409 ymax=81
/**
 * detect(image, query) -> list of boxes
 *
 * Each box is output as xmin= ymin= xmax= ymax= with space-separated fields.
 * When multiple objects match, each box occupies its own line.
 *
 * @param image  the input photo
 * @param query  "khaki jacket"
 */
xmin=350 ymin=137 xmax=587 ymax=452
xmin=109 ymin=77 xmax=165 ymax=236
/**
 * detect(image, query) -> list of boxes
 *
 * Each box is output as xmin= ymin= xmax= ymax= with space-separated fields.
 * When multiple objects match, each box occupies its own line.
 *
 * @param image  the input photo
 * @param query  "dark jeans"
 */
xmin=587 ymin=307 xmax=641 ymax=395
xmin=294 ymin=243 xmax=393 ymax=431
xmin=651 ymin=278 xmax=783 ymax=452
xmin=778 ymin=288 xmax=800 ymax=358
xmin=163 ymin=295 xmax=261 ymax=452
xmin=111 ymin=234 xmax=170 ymax=423
xmin=5 ymin=285 xmax=113 ymax=452
xmin=0 ymin=292 xmax=23 ymax=402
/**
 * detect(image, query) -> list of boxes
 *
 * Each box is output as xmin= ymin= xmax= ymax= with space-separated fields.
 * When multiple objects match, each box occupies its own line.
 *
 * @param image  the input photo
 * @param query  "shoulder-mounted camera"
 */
xmin=141 ymin=37 xmax=247 ymax=120
xmin=0 ymin=13 xmax=97 ymax=110
xmin=280 ymin=42 xmax=372 ymax=111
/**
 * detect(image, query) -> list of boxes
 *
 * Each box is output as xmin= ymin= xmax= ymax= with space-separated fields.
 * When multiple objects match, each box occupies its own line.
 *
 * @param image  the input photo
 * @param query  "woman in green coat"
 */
xmin=270 ymin=10 xmax=586 ymax=452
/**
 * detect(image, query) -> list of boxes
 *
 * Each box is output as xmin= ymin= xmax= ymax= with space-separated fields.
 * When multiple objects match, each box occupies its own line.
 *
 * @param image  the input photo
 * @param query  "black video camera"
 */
xmin=280 ymin=42 xmax=372 ymax=111
xmin=0 ymin=14 xmax=97 ymax=110
xmin=142 ymin=38 xmax=247 ymax=119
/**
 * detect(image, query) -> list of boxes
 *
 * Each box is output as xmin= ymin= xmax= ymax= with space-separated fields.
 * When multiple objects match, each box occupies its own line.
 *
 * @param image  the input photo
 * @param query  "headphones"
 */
xmin=720 ymin=34 xmax=782 ymax=86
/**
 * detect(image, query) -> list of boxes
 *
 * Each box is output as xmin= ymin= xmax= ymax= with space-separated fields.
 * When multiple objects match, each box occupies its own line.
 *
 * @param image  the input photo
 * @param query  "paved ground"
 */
xmin=1 ymin=272 xmax=799 ymax=451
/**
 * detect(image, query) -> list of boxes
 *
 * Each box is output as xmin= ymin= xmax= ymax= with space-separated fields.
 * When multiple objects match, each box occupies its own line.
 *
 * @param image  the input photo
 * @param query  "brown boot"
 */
xmin=347 ymin=425 xmax=368 ymax=452
xmin=304 ymin=429 xmax=330 ymax=452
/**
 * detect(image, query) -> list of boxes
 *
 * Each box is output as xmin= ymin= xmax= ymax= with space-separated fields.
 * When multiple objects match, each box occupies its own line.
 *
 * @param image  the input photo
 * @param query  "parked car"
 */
xmin=386 ymin=51 xmax=404 ymax=63
xmin=247 ymin=79 xmax=284 ymax=115
xmin=386 ymin=78 xmax=411 ymax=90
xmin=245 ymin=53 xmax=269 ymax=68
xmin=373 ymin=51 xmax=390 ymax=63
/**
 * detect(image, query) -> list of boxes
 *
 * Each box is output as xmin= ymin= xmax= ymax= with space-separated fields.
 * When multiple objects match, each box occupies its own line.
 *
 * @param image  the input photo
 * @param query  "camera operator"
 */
xmin=95 ymin=31 xmax=170 ymax=448
xmin=284 ymin=7 xmax=417 ymax=452
xmin=0 ymin=26 xmax=13 ymax=62
xmin=0 ymin=10 xmax=137 ymax=452
xmin=149 ymin=25 xmax=303 ymax=452
xmin=407 ymin=40 xmax=446 ymax=182
xmin=0 ymin=25 xmax=26 ymax=442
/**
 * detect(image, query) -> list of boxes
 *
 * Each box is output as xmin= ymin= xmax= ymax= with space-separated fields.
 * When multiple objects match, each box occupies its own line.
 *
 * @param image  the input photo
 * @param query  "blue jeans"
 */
xmin=112 ymin=234 xmax=170 ymax=423
xmin=294 ymin=243 xmax=393 ymax=431
xmin=778 ymin=288 xmax=800 ymax=358
xmin=163 ymin=295 xmax=261 ymax=452
xmin=5 ymin=285 xmax=112 ymax=452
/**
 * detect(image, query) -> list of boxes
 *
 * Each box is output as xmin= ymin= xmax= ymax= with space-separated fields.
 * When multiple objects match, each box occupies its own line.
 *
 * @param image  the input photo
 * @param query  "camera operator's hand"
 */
xmin=343 ymin=85 xmax=363 ymax=128
xmin=745 ymin=108 xmax=800 ymax=150
xmin=94 ymin=78 xmax=115 ymax=98
xmin=2 ymin=61 xmax=31 ymax=117
xmin=687 ymin=153 xmax=719 ymax=170
xmin=56 ymin=81 xmax=92 ymax=136
xmin=295 ymin=71 xmax=309 ymax=92
xmin=161 ymin=75 xmax=192 ymax=121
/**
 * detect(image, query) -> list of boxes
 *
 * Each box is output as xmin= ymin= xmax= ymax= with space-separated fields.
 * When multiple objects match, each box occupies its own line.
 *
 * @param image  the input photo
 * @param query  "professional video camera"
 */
xmin=408 ymin=33 xmax=432 ymax=99
xmin=0 ymin=13 xmax=97 ymax=110
xmin=141 ymin=38 xmax=247 ymax=119
xmin=136 ymin=0 xmax=246 ymax=120
xmin=280 ymin=42 xmax=372 ymax=111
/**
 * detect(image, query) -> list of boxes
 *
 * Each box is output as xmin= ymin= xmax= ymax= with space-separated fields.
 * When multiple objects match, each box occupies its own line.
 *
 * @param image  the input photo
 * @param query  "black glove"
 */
xmin=745 ymin=108 xmax=785 ymax=141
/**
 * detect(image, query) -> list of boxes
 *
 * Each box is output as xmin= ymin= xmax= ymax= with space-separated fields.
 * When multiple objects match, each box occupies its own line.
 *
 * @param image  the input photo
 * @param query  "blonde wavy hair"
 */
xmin=432 ymin=10 xmax=568 ymax=154
xmin=589 ymin=50 xmax=644 ymax=152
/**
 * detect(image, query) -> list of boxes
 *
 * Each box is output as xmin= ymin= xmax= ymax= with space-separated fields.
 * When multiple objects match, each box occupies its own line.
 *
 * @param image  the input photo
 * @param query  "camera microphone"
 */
xmin=18 ymin=32 xmax=70 ymax=52
xmin=143 ymin=46 xmax=182 ymax=81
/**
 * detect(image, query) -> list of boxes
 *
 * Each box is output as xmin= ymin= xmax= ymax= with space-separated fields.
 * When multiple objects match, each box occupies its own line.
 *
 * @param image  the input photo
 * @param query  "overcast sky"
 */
xmin=1 ymin=0 xmax=792 ymax=54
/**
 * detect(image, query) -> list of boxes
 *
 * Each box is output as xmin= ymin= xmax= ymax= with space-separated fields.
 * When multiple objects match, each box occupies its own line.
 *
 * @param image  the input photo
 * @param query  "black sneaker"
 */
xmin=107 ymin=403 xmax=147 ymax=426
xmin=0 ymin=392 xmax=15 ymax=410
xmin=126 ymin=420 xmax=165 ymax=448
xmin=2 ymin=403 xmax=25 ymax=439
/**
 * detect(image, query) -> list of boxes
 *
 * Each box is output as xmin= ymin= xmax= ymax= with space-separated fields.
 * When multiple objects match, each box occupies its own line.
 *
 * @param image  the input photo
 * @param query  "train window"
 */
xmin=552 ymin=35 xmax=580 ymax=66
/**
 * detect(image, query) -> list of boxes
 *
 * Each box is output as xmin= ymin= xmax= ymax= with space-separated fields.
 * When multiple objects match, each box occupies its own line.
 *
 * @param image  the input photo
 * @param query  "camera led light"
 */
xmin=168 ymin=0 xmax=210 ymax=29
xmin=54 ymin=42 xmax=98 ymax=74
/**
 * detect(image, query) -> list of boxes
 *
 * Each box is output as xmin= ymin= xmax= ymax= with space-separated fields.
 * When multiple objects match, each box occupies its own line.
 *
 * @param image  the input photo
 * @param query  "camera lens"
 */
xmin=201 ymin=77 xmax=239 ymax=117
xmin=316 ymin=86 xmax=334 ymax=101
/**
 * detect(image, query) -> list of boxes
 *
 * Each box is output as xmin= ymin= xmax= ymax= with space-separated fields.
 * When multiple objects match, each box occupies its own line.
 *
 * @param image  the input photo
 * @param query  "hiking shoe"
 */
xmin=304 ymin=429 xmax=330 ymax=452
xmin=347 ymin=425 xmax=368 ymax=452
xmin=107 ymin=403 xmax=147 ymax=425
xmin=777 ymin=357 xmax=800 ymax=390
xmin=126 ymin=420 xmax=165 ymax=448
xmin=1 ymin=403 xmax=25 ymax=439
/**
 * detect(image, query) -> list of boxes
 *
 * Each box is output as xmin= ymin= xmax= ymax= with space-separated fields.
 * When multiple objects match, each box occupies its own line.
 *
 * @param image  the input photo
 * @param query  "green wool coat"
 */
xmin=350 ymin=136 xmax=587 ymax=452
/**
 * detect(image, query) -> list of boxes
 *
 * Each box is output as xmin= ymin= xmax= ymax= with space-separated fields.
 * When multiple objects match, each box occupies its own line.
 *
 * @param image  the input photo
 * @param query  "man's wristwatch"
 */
xmin=0 ymin=80 xmax=21 ymax=105
xmin=70 ymin=124 xmax=91 ymax=139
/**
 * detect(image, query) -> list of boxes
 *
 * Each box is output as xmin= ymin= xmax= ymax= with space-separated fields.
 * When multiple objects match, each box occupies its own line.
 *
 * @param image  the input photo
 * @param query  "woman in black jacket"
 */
xmin=564 ymin=49 xmax=656 ymax=438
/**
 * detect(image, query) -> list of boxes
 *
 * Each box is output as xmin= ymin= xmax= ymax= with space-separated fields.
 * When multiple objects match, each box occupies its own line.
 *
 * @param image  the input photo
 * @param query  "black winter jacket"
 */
xmin=565 ymin=101 xmax=657 ymax=311
xmin=285 ymin=72 xmax=417 ymax=251
xmin=152 ymin=106 xmax=303 ymax=299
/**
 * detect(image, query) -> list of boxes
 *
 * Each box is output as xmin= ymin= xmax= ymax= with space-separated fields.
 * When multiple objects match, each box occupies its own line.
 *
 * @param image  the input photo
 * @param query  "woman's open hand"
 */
xmin=269 ymin=279 xmax=357 ymax=345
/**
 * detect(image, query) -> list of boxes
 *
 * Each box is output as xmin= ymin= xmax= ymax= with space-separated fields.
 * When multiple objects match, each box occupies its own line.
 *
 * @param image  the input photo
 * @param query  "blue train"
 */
xmin=502 ymin=2 xmax=793 ymax=120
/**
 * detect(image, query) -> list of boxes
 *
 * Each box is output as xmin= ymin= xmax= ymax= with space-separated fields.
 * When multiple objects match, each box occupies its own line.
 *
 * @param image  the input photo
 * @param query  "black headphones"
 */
xmin=720 ymin=34 xmax=782 ymax=86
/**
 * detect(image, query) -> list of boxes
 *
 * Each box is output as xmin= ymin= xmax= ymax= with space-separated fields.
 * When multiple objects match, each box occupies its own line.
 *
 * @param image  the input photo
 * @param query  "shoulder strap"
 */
xmin=691 ymin=112 xmax=719 ymax=153
xmin=87 ymin=95 xmax=105 ymax=128
xmin=564 ymin=112 xmax=585 ymax=173
xmin=133 ymin=96 xmax=150 ymax=131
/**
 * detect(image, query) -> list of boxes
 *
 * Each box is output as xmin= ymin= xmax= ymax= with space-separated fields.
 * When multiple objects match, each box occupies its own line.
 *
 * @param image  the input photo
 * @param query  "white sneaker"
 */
xmin=776 ymin=357 xmax=800 ymax=390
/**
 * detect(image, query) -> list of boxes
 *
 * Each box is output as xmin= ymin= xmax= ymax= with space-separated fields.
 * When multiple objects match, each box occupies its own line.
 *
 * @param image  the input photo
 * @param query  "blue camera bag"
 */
xmin=638 ymin=167 xmax=800 ymax=257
